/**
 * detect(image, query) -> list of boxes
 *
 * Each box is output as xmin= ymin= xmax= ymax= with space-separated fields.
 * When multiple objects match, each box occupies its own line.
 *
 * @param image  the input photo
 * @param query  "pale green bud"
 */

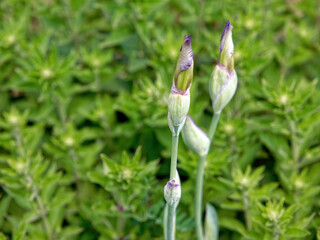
xmin=209 ymin=64 xmax=237 ymax=114
xmin=164 ymin=178 xmax=181 ymax=207
xmin=182 ymin=115 xmax=210 ymax=156
xmin=168 ymin=87 xmax=190 ymax=136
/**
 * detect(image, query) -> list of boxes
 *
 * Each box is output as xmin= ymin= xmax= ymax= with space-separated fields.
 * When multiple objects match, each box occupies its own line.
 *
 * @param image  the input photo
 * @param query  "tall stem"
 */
xmin=243 ymin=191 xmax=251 ymax=230
xmin=166 ymin=205 xmax=176 ymax=240
xmin=170 ymin=135 xmax=179 ymax=179
xmin=195 ymin=155 xmax=206 ymax=239
xmin=208 ymin=113 xmax=221 ymax=141
xmin=166 ymin=134 xmax=180 ymax=240
xmin=195 ymin=113 xmax=220 ymax=240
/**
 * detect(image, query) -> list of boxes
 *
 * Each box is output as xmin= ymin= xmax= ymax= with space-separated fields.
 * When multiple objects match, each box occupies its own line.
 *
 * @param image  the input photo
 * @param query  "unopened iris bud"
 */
xmin=168 ymin=88 xmax=190 ymax=136
xmin=209 ymin=20 xmax=237 ymax=114
xmin=168 ymin=35 xmax=193 ymax=135
xmin=219 ymin=20 xmax=234 ymax=71
xmin=174 ymin=35 xmax=193 ymax=91
xmin=164 ymin=178 xmax=181 ymax=207
xmin=209 ymin=64 xmax=237 ymax=114
xmin=182 ymin=115 xmax=210 ymax=156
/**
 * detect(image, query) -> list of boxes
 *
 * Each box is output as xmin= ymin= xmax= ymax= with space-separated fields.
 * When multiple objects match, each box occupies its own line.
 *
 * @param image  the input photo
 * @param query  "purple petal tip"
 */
xmin=180 ymin=63 xmax=191 ymax=71
xmin=220 ymin=20 xmax=233 ymax=53
xmin=180 ymin=35 xmax=192 ymax=51
xmin=176 ymin=34 xmax=193 ymax=73
xmin=184 ymin=35 xmax=192 ymax=44
xmin=167 ymin=179 xmax=180 ymax=188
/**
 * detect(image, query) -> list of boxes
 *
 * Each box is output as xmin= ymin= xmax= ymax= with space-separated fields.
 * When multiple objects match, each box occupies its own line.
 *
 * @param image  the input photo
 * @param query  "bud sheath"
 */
xmin=182 ymin=115 xmax=210 ymax=156
xmin=209 ymin=63 xmax=237 ymax=114
xmin=168 ymin=86 xmax=190 ymax=135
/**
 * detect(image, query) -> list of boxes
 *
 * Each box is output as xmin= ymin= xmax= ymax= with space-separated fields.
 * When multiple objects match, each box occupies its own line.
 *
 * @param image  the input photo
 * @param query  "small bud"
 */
xmin=182 ymin=115 xmax=210 ymax=156
xmin=219 ymin=20 xmax=234 ymax=71
xmin=168 ymin=85 xmax=190 ymax=136
xmin=164 ymin=179 xmax=181 ymax=206
xmin=209 ymin=64 xmax=237 ymax=114
xmin=174 ymin=35 xmax=193 ymax=91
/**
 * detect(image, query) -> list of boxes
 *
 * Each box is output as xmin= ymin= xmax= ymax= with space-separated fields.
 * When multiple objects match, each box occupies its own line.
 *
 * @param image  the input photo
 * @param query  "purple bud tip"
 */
xmin=118 ymin=205 xmax=124 ymax=212
xmin=180 ymin=35 xmax=192 ymax=51
xmin=220 ymin=20 xmax=233 ymax=53
xmin=167 ymin=179 xmax=180 ymax=188
xmin=184 ymin=35 xmax=192 ymax=45
xmin=220 ymin=21 xmax=231 ymax=42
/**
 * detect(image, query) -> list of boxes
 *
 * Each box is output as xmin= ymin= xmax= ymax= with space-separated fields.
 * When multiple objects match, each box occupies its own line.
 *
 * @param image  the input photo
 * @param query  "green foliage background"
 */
xmin=0 ymin=0 xmax=320 ymax=239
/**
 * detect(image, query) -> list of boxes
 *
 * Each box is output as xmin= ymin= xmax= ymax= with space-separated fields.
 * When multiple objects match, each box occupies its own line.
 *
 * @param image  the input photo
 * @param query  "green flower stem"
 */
xmin=195 ymin=154 xmax=206 ymax=239
xmin=195 ymin=113 xmax=220 ymax=240
xmin=208 ymin=113 xmax=221 ymax=142
xmin=170 ymin=135 xmax=179 ymax=179
xmin=166 ymin=205 xmax=176 ymax=240
xmin=166 ymin=134 xmax=180 ymax=240
xmin=243 ymin=190 xmax=251 ymax=230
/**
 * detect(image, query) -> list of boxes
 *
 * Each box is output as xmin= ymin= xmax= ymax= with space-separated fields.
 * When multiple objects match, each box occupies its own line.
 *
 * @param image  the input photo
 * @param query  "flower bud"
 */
xmin=168 ymin=35 xmax=193 ymax=135
xmin=209 ymin=63 xmax=237 ymax=114
xmin=168 ymin=86 xmax=190 ymax=136
xmin=182 ymin=115 xmax=210 ymax=156
xmin=174 ymin=35 xmax=193 ymax=91
xmin=164 ymin=178 xmax=181 ymax=207
xmin=219 ymin=20 xmax=234 ymax=71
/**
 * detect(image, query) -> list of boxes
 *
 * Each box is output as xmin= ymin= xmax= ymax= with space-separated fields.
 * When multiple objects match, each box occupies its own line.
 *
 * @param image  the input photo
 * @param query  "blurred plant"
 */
xmin=87 ymin=147 xmax=158 ymax=239
xmin=0 ymin=109 xmax=77 ymax=240
xmin=254 ymin=199 xmax=310 ymax=239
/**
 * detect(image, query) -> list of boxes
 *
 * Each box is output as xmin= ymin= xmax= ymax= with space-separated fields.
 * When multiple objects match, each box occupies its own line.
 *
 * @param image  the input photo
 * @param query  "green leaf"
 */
xmin=100 ymin=28 xmax=132 ymax=47
xmin=221 ymin=201 xmax=243 ymax=210
xmin=284 ymin=228 xmax=309 ymax=238
xmin=219 ymin=217 xmax=246 ymax=236
xmin=58 ymin=226 xmax=83 ymax=239
xmin=259 ymin=133 xmax=291 ymax=161
xmin=0 ymin=196 xmax=11 ymax=227
xmin=0 ymin=232 xmax=7 ymax=240
xmin=48 ymin=191 xmax=75 ymax=209
xmin=13 ymin=220 xmax=26 ymax=240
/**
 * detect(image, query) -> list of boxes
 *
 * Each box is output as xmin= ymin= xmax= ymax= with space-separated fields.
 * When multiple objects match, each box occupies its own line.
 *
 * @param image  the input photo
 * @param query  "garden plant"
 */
xmin=0 ymin=0 xmax=320 ymax=240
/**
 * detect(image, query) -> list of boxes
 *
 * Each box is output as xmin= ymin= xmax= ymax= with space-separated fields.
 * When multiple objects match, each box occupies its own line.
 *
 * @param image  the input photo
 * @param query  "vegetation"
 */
xmin=0 ymin=0 xmax=319 ymax=239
